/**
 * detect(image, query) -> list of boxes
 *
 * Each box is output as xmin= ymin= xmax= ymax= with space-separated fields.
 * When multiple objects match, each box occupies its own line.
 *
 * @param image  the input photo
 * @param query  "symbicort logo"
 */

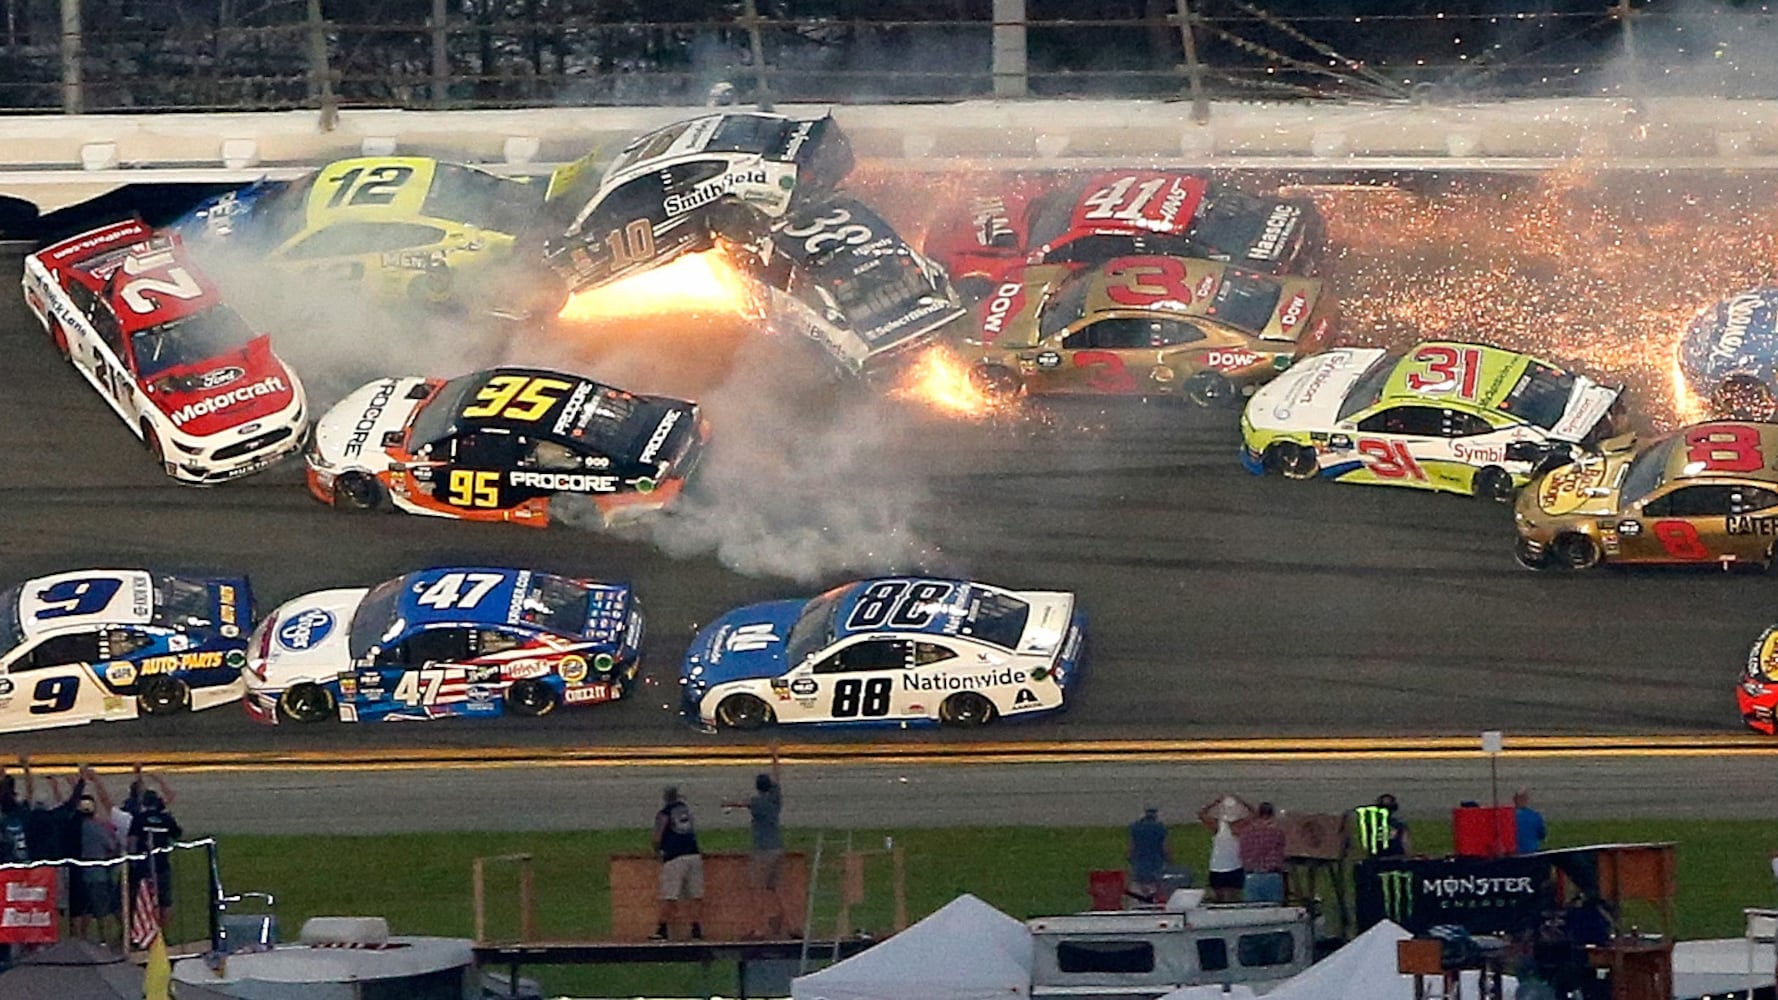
xmin=277 ymin=608 xmax=336 ymax=651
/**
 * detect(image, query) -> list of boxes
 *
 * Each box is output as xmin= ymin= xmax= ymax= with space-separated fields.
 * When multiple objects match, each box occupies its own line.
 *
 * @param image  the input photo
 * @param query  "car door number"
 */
xmin=29 ymin=676 xmax=80 ymax=715
xmin=1358 ymin=438 xmax=1427 ymax=480
xmin=831 ymin=677 xmax=892 ymax=718
xmin=1652 ymin=520 xmax=1710 ymax=559
xmin=393 ymin=669 xmax=449 ymax=706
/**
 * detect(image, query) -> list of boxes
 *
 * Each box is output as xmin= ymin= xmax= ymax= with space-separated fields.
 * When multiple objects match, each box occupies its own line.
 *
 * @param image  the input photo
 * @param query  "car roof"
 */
xmin=388 ymin=567 xmax=607 ymax=634
xmin=12 ymin=570 xmax=156 ymax=639
xmin=1376 ymin=342 xmax=1540 ymax=412
xmin=302 ymin=157 xmax=442 ymax=225
xmin=426 ymin=366 xmax=628 ymax=440
xmin=1031 ymin=170 xmax=1211 ymax=248
xmin=829 ymin=577 xmax=1011 ymax=643
xmin=63 ymin=231 xmax=224 ymax=332
xmin=1661 ymin=421 xmax=1778 ymax=485
xmin=604 ymin=112 xmax=791 ymax=183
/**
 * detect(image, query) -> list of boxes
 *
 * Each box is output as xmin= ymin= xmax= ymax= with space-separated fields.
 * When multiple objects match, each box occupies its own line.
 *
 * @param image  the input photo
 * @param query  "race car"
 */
xmin=244 ymin=567 xmax=642 ymax=724
xmin=1243 ymin=343 xmax=1628 ymax=500
xmin=21 ymin=220 xmax=309 ymax=484
xmin=0 ymin=569 xmax=251 ymax=733
xmin=305 ymin=366 xmax=705 ymax=528
xmin=544 ymin=111 xmax=853 ymax=294
xmin=1515 ymin=420 xmax=1778 ymax=570
xmin=1677 ymin=288 xmax=1778 ymax=419
xmin=752 ymin=196 xmax=968 ymax=375
xmin=680 ymin=577 xmax=1086 ymax=731
xmin=962 ymin=255 xmax=1334 ymax=405
xmin=926 ymin=170 xmax=1323 ymax=300
xmin=1739 ymin=626 xmax=1778 ymax=735
xmin=174 ymin=155 xmax=582 ymax=316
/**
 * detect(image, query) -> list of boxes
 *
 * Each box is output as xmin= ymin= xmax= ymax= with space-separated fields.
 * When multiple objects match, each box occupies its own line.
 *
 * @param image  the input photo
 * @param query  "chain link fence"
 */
xmin=0 ymin=1 xmax=1774 ymax=115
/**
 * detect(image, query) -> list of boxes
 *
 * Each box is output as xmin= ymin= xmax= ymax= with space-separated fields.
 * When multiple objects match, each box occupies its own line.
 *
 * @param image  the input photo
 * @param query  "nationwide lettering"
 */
xmin=637 ymin=410 xmax=683 ymax=464
xmin=1728 ymin=514 xmax=1778 ymax=535
xmin=900 ymin=668 xmax=1024 ymax=692
xmin=169 ymin=376 xmax=285 ymax=428
xmin=343 ymin=379 xmax=399 ymax=457
xmin=509 ymin=470 xmax=619 ymax=492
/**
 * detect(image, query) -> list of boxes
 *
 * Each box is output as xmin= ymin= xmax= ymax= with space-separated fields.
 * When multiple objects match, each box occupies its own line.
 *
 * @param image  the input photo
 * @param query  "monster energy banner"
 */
xmin=1356 ymin=856 xmax=1553 ymax=935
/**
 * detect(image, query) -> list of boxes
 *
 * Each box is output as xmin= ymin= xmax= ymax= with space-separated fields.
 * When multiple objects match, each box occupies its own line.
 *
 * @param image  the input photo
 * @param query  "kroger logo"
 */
xmin=277 ymin=608 xmax=336 ymax=651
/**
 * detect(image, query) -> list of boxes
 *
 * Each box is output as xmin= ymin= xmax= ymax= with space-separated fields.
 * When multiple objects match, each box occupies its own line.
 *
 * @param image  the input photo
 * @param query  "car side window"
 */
xmin=913 ymin=642 xmax=957 ymax=666
xmin=1644 ymin=485 xmax=1738 ymax=518
xmin=473 ymin=629 xmax=525 ymax=656
xmin=285 ymin=222 xmax=446 ymax=259
xmin=586 ymin=174 xmax=666 ymax=232
xmin=91 ymin=301 xmax=128 ymax=357
xmin=27 ymin=631 xmax=103 ymax=668
xmin=661 ymin=160 xmax=726 ymax=195
xmin=521 ymin=438 xmax=584 ymax=472
xmin=103 ymin=629 xmax=152 ymax=658
xmin=1082 ymin=318 xmax=1153 ymax=350
xmin=452 ymin=430 xmax=521 ymax=468
xmin=1444 ymin=410 xmax=1493 ymax=437
xmin=394 ymin=627 xmax=473 ymax=665
xmin=1731 ymin=486 xmax=1778 ymax=514
xmin=1356 ymin=405 xmax=1444 ymax=437
xmin=813 ymin=639 xmax=913 ymax=674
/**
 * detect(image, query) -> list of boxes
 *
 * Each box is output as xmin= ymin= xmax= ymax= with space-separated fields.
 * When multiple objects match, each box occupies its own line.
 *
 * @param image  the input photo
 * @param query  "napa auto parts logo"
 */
xmin=169 ymin=376 xmax=286 ymax=428
xmin=277 ymin=608 xmax=335 ymax=651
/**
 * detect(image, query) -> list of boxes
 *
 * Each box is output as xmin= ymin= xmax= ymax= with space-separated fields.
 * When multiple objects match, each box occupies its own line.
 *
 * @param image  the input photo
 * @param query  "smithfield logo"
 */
xmin=277 ymin=608 xmax=336 ymax=651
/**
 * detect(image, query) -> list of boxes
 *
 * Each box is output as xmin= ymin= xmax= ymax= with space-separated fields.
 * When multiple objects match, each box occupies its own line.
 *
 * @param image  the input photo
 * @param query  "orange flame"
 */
xmin=556 ymin=250 xmax=760 ymax=324
xmin=891 ymin=345 xmax=1012 ymax=419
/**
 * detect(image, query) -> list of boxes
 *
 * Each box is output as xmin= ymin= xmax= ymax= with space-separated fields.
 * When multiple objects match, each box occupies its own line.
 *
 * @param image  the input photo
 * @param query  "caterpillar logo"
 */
xmin=1377 ymin=869 xmax=1414 ymax=923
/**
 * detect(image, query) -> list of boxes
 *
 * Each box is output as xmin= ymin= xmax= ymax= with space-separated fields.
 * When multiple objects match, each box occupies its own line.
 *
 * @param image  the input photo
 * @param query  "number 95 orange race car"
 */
xmin=1514 ymin=420 xmax=1778 ymax=570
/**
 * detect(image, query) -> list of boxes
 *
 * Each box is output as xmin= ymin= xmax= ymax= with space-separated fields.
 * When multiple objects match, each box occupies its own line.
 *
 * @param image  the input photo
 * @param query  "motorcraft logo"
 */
xmin=637 ymin=410 xmax=683 ymax=464
xmin=343 ymin=379 xmax=399 ymax=457
xmin=1377 ymin=869 xmax=1414 ymax=923
xmin=277 ymin=608 xmax=335 ymax=651
xmin=1710 ymin=292 xmax=1767 ymax=363
xmin=902 ymin=667 xmax=1025 ymax=692
xmin=1248 ymin=204 xmax=1303 ymax=260
xmin=169 ymin=375 xmax=285 ymax=428
xmin=663 ymin=168 xmax=768 ymax=215
xmin=509 ymin=470 xmax=619 ymax=493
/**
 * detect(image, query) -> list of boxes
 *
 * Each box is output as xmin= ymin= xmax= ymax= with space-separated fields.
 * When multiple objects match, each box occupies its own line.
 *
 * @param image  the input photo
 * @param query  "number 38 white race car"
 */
xmin=679 ymin=577 xmax=1087 ymax=731
xmin=21 ymin=219 xmax=308 ymax=484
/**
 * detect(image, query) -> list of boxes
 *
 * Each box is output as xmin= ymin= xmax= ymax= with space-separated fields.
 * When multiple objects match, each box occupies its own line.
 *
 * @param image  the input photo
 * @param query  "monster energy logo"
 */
xmin=1378 ymin=869 xmax=1414 ymax=923
xmin=1354 ymin=806 xmax=1391 ymax=855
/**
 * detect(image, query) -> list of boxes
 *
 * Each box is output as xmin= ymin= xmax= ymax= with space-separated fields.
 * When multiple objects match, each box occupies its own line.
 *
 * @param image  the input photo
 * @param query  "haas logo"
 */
xmin=1277 ymin=292 xmax=1309 ymax=333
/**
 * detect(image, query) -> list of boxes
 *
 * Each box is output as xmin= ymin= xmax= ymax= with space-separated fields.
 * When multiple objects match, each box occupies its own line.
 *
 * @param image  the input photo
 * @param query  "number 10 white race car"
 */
xmin=679 ymin=577 xmax=1086 ymax=731
xmin=22 ymin=220 xmax=308 ymax=484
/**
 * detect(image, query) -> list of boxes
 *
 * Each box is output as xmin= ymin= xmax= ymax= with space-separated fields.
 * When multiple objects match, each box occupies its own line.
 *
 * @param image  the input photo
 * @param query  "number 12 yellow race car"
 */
xmin=1242 ymin=342 xmax=1627 ymax=500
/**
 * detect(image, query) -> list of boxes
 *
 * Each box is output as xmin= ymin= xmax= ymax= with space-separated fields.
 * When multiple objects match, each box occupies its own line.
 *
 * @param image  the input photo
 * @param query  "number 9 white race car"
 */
xmin=679 ymin=577 xmax=1086 ymax=731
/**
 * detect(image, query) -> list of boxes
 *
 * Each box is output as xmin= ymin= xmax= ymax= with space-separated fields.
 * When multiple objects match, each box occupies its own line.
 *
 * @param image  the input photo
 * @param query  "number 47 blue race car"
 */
xmin=680 ymin=577 xmax=1086 ymax=731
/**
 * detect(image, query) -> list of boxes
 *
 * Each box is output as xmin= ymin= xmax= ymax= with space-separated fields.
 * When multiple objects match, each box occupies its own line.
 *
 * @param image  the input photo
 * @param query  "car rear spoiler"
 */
xmin=542 ymin=146 xmax=603 ymax=214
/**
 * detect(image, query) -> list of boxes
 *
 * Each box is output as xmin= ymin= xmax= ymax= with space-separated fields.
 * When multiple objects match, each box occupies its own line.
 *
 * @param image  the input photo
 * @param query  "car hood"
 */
xmin=970 ymin=264 xmax=1069 ymax=348
xmin=146 ymin=335 xmax=301 ymax=438
xmin=682 ymin=599 xmax=807 ymax=685
xmin=173 ymin=179 xmax=288 ymax=246
xmin=1546 ymin=379 xmax=1623 ymax=443
xmin=251 ymin=587 xmax=368 ymax=686
xmin=1245 ymin=347 xmax=1388 ymax=431
xmin=312 ymin=377 xmax=428 ymax=466
xmin=1527 ymin=451 xmax=1634 ymax=517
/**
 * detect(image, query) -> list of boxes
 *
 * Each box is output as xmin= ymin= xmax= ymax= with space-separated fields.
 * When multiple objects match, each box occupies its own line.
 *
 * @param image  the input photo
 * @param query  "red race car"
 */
xmin=22 ymin=220 xmax=308 ymax=484
xmin=925 ymin=170 xmax=1323 ymax=300
xmin=1741 ymin=626 xmax=1778 ymax=735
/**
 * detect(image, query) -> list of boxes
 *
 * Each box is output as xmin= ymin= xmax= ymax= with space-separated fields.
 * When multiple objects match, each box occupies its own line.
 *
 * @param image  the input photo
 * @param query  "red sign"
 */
xmin=0 ymin=868 xmax=59 ymax=944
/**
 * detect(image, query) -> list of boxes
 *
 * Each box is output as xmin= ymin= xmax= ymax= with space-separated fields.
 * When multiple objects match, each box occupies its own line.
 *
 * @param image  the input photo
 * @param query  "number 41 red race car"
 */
xmin=22 ymin=219 xmax=308 ymax=484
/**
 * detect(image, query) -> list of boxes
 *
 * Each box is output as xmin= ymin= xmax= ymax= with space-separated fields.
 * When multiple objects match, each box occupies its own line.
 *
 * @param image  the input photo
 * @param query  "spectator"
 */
xmin=724 ymin=757 xmax=790 ymax=939
xmin=650 ymin=786 xmax=703 ymax=941
xmin=1514 ymin=788 xmax=1547 ymax=854
xmin=130 ymin=789 xmax=183 ymax=929
xmin=1355 ymin=794 xmax=1411 ymax=857
xmin=1236 ymin=801 xmax=1288 ymax=903
xmin=1127 ymin=805 xmax=1171 ymax=903
xmin=1199 ymin=796 xmax=1248 ymax=903
xmin=73 ymin=791 xmax=121 ymax=944
xmin=0 ymin=770 xmax=27 ymax=864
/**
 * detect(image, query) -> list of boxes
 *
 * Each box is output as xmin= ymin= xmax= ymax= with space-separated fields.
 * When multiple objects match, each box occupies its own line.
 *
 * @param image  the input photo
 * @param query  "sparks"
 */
xmin=556 ymin=250 xmax=761 ymax=324
xmin=891 ymin=345 xmax=1014 ymax=420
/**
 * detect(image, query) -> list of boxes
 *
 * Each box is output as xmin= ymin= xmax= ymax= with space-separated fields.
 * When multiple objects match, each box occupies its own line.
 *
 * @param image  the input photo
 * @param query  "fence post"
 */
xmin=1174 ymin=0 xmax=1208 ymax=124
xmin=430 ymin=0 xmax=448 ymax=108
xmin=307 ymin=0 xmax=338 ymax=130
xmin=991 ymin=0 xmax=1027 ymax=98
xmin=59 ymin=0 xmax=81 ymax=113
xmin=740 ymin=0 xmax=773 ymax=111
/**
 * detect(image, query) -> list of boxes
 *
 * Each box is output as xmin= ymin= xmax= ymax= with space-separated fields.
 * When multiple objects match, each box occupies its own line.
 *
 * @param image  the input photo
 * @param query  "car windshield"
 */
xmin=408 ymin=373 xmax=482 ymax=447
xmin=958 ymin=588 xmax=1031 ymax=650
xmin=830 ymin=257 xmax=940 ymax=336
xmin=152 ymin=576 xmax=215 ymax=628
xmin=132 ymin=306 xmax=255 ymax=379
xmin=608 ymin=121 xmax=692 ymax=177
xmin=708 ymin=114 xmax=790 ymax=153
xmin=1336 ymin=353 xmax=1399 ymax=422
xmin=1037 ymin=271 xmax=1093 ymax=340
xmin=787 ymin=587 xmax=846 ymax=665
xmin=1211 ymin=270 xmax=1285 ymax=334
xmin=515 ymin=575 xmax=591 ymax=635
xmin=1188 ymin=186 xmax=1270 ymax=254
xmin=421 ymin=163 xmax=539 ymax=235
xmin=0 ymin=584 xmax=22 ymax=655
xmin=347 ymin=577 xmax=406 ymax=661
xmin=1027 ymin=185 xmax=1082 ymax=249
xmin=1620 ymin=434 xmax=1680 ymax=504
xmin=1497 ymin=360 xmax=1577 ymax=430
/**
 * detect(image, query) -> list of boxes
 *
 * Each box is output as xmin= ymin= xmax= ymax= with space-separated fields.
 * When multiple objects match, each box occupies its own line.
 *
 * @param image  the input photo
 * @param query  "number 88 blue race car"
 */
xmin=0 ymin=569 xmax=252 ymax=733
xmin=680 ymin=577 xmax=1086 ymax=731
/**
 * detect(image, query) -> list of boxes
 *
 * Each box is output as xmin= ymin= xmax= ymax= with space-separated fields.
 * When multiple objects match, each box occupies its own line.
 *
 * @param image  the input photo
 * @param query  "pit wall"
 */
xmin=5 ymin=97 xmax=1778 ymax=211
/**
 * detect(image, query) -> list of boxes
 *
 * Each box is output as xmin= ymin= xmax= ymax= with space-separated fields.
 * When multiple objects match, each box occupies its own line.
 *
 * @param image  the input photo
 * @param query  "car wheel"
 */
xmin=48 ymin=320 xmax=69 ymax=359
xmin=953 ymin=275 xmax=993 ymax=304
xmin=1264 ymin=441 xmax=1319 ymax=480
xmin=277 ymin=683 xmax=336 ymax=724
xmin=939 ymin=691 xmax=997 ymax=727
xmin=505 ymin=679 xmax=559 ymax=717
xmin=716 ymin=693 xmax=775 ymax=731
xmin=408 ymin=267 xmax=455 ymax=309
xmin=136 ymin=676 xmax=190 ymax=716
xmin=332 ymin=472 xmax=384 ymax=511
xmin=1473 ymin=466 xmax=1514 ymax=503
xmin=1183 ymin=371 xmax=1236 ymax=408
xmin=706 ymin=197 xmax=769 ymax=247
xmin=969 ymin=364 xmax=1021 ymax=400
xmin=142 ymin=423 xmax=167 ymax=468
xmin=1550 ymin=533 xmax=1601 ymax=571
xmin=1514 ymin=537 xmax=1553 ymax=571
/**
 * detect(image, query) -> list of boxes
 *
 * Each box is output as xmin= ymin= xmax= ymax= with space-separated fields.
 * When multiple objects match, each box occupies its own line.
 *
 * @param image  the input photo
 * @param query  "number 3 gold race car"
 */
xmin=1515 ymin=420 xmax=1778 ymax=570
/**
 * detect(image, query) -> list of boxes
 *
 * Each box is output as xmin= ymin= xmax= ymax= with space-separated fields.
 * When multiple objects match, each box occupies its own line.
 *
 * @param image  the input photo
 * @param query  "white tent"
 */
xmin=791 ymin=894 xmax=1031 ymax=1000
xmin=1157 ymin=921 xmax=1513 ymax=1000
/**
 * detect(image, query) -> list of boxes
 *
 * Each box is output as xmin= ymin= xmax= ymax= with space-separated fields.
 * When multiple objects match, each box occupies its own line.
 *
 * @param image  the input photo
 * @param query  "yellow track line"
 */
xmin=15 ymin=733 xmax=1776 ymax=774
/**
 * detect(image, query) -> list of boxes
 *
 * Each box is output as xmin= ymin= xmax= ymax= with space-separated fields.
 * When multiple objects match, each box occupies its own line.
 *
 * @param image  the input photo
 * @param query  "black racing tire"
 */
xmin=1183 ymin=370 xmax=1237 ymax=409
xmin=136 ymin=676 xmax=190 ymax=716
xmin=716 ymin=693 xmax=775 ymax=731
xmin=1473 ymin=466 xmax=1515 ymax=503
xmin=1514 ymin=537 xmax=1554 ymax=571
xmin=953 ymin=274 xmax=993 ymax=304
xmin=48 ymin=319 xmax=70 ymax=359
xmin=332 ymin=472 xmax=384 ymax=512
xmin=969 ymin=363 xmax=1022 ymax=400
xmin=277 ymin=682 xmax=336 ymax=724
xmin=1550 ymin=533 xmax=1602 ymax=571
xmin=1265 ymin=441 xmax=1319 ymax=481
xmin=408 ymin=267 xmax=455 ymax=308
xmin=142 ymin=423 xmax=166 ymax=471
xmin=939 ymin=691 xmax=997 ymax=727
xmin=505 ymin=679 xmax=559 ymax=717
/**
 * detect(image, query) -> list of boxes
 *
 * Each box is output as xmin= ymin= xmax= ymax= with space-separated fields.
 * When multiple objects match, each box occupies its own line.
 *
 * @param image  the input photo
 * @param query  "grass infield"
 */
xmin=204 ymin=819 xmax=1778 ymax=997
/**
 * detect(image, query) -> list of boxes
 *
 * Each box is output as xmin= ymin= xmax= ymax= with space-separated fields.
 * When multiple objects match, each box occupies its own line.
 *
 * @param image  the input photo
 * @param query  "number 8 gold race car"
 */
xmin=1242 ymin=342 xmax=1627 ymax=500
xmin=306 ymin=366 xmax=707 ymax=528
xmin=1515 ymin=420 xmax=1778 ymax=570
